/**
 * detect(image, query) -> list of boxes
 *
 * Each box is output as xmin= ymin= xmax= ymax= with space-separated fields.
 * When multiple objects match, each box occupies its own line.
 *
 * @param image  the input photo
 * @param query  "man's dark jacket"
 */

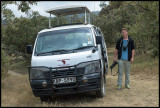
xmin=116 ymin=36 xmax=135 ymax=61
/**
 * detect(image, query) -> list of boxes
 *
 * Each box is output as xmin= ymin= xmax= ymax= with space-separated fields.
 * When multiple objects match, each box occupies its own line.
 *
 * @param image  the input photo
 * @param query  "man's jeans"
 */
xmin=117 ymin=59 xmax=131 ymax=87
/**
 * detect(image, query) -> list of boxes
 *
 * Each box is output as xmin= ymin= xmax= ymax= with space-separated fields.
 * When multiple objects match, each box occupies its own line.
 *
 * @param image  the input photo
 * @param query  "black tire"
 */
xmin=95 ymin=74 xmax=106 ymax=98
xmin=40 ymin=96 xmax=52 ymax=102
xmin=104 ymin=62 xmax=108 ymax=75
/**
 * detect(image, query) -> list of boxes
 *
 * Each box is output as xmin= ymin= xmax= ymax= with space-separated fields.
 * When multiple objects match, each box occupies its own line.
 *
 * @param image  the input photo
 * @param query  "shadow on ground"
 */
xmin=43 ymin=91 xmax=98 ymax=105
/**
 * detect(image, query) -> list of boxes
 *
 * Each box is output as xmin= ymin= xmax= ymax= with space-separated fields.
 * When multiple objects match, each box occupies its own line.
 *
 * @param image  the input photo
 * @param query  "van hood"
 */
xmin=31 ymin=50 xmax=99 ymax=68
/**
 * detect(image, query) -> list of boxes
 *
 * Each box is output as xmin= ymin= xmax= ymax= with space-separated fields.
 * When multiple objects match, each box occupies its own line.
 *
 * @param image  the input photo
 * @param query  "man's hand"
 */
xmin=113 ymin=58 xmax=117 ymax=63
xmin=131 ymin=58 xmax=134 ymax=63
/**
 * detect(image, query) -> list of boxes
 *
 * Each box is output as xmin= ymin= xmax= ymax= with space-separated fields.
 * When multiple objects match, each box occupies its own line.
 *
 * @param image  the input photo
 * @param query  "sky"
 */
xmin=6 ymin=1 xmax=106 ymax=18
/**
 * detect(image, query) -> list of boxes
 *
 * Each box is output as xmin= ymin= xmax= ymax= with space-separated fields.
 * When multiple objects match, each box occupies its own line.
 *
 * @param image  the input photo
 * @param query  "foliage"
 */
xmin=3 ymin=12 xmax=49 ymax=53
xmin=98 ymin=1 xmax=159 ymax=57
xmin=1 ymin=1 xmax=37 ymax=77
xmin=1 ymin=1 xmax=37 ymax=13
xmin=125 ymin=1 xmax=159 ymax=56
xmin=1 ymin=45 xmax=11 ymax=78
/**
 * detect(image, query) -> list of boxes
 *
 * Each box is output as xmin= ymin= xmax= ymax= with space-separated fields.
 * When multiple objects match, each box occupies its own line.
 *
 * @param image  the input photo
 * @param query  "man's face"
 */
xmin=122 ymin=30 xmax=128 ymax=37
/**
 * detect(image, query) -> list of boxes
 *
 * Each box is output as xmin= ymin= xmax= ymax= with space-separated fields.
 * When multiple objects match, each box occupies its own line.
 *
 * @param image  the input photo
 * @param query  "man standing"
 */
xmin=113 ymin=28 xmax=135 ymax=90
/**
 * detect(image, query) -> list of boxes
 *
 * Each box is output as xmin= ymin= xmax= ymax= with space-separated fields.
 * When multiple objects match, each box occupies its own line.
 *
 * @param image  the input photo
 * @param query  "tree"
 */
xmin=125 ymin=1 xmax=159 ymax=56
xmin=97 ymin=1 xmax=159 ymax=57
xmin=1 ymin=1 xmax=37 ymax=13
xmin=1 ymin=1 xmax=37 ymax=77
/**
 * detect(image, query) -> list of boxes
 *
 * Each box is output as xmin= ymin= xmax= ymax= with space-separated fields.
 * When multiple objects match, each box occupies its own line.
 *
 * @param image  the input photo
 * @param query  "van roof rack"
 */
xmin=52 ymin=23 xmax=84 ymax=28
xmin=45 ymin=5 xmax=91 ymax=28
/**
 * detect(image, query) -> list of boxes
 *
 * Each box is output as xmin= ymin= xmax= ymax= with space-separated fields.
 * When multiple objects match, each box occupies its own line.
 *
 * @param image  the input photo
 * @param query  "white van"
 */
xmin=27 ymin=5 xmax=109 ymax=102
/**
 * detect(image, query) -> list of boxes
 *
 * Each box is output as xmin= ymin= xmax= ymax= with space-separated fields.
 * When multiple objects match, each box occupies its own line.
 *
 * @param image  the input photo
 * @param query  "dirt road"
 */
xmin=1 ymin=47 xmax=159 ymax=107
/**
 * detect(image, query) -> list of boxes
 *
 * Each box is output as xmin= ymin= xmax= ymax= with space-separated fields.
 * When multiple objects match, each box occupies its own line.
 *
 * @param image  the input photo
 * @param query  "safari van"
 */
xmin=27 ymin=5 xmax=109 ymax=102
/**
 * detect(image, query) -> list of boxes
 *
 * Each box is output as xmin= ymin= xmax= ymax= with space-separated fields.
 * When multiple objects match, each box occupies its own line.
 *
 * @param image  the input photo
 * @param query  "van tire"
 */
xmin=95 ymin=74 xmax=106 ymax=98
xmin=40 ymin=96 xmax=52 ymax=102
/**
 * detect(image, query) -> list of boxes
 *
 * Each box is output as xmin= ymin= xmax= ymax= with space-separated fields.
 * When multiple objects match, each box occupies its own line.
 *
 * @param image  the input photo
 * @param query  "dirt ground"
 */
xmin=1 ymin=47 xmax=159 ymax=107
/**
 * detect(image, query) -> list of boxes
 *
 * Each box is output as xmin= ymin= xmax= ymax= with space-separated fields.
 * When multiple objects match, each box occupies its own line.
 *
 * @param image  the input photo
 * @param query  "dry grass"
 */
xmin=1 ymin=47 xmax=159 ymax=107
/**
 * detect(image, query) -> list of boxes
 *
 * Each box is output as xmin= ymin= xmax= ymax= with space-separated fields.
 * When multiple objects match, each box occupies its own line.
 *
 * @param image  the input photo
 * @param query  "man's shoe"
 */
xmin=117 ymin=86 xmax=122 ymax=90
xmin=125 ymin=85 xmax=130 ymax=89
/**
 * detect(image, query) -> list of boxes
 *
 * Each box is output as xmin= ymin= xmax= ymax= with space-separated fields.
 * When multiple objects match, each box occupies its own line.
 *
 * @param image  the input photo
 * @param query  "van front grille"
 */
xmin=52 ymin=68 xmax=75 ymax=78
xmin=51 ymin=67 xmax=85 ymax=78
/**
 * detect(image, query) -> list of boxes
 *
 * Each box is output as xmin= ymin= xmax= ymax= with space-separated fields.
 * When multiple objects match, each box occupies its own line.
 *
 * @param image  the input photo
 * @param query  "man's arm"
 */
xmin=131 ymin=39 xmax=135 ymax=63
xmin=131 ymin=50 xmax=135 ymax=63
xmin=114 ymin=49 xmax=118 ymax=62
xmin=114 ymin=39 xmax=119 ymax=62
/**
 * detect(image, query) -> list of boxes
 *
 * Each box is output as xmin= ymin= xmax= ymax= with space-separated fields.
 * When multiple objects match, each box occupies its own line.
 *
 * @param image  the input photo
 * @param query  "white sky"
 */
xmin=6 ymin=1 xmax=106 ymax=18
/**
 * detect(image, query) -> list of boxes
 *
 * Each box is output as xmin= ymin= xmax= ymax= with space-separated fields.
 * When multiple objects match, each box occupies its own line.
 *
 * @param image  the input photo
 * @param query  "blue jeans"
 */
xmin=117 ymin=59 xmax=131 ymax=87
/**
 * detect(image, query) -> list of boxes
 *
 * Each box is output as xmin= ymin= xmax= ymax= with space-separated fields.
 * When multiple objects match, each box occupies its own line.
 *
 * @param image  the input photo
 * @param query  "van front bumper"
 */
xmin=30 ymin=72 xmax=101 ymax=97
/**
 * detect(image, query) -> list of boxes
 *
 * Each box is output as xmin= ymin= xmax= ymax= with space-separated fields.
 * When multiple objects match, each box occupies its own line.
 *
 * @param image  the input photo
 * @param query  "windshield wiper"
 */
xmin=37 ymin=49 xmax=73 ymax=56
xmin=37 ymin=46 xmax=94 ymax=56
xmin=73 ymin=46 xmax=94 ymax=50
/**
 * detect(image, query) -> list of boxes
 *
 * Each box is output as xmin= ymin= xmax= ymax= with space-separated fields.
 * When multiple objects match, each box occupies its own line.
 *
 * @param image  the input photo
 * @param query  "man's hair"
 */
xmin=122 ymin=28 xmax=128 ymax=32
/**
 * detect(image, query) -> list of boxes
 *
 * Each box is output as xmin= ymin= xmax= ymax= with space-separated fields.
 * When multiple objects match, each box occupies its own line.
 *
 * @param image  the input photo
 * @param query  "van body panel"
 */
xmin=31 ymin=49 xmax=101 ymax=68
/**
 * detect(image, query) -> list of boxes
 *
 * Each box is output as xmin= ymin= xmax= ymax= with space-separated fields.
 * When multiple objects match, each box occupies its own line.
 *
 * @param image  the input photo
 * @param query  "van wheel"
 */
xmin=40 ymin=96 xmax=52 ymax=102
xmin=95 ymin=75 xmax=106 ymax=98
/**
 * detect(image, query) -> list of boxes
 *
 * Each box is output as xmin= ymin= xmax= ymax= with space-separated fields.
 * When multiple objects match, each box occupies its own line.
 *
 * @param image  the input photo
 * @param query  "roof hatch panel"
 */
xmin=45 ymin=5 xmax=90 ymax=16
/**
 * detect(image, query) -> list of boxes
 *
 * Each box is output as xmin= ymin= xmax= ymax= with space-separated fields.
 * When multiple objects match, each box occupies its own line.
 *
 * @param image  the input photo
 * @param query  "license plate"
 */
xmin=53 ymin=77 xmax=76 ymax=84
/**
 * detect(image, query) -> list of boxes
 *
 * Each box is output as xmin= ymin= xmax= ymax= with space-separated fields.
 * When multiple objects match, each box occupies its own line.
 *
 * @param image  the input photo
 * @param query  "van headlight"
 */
xmin=29 ymin=67 xmax=50 ymax=79
xmin=31 ymin=69 xmax=44 ymax=79
xmin=77 ymin=60 xmax=101 ymax=74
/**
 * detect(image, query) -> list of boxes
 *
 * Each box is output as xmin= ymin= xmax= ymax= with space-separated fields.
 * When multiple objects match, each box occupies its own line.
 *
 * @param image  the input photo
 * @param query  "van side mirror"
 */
xmin=96 ymin=36 xmax=102 ymax=45
xmin=27 ymin=45 xmax=32 ymax=54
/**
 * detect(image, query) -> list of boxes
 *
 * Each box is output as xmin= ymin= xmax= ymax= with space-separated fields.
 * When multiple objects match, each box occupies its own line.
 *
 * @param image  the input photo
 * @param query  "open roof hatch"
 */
xmin=45 ymin=5 xmax=91 ymax=28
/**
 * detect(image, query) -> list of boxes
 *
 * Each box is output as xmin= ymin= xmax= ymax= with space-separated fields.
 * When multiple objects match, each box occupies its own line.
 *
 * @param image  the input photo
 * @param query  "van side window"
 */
xmin=93 ymin=26 xmax=97 ymax=36
xmin=98 ymin=28 xmax=107 ymax=52
xmin=93 ymin=26 xmax=101 ymax=36
xmin=96 ymin=28 xmax=101 ymax=36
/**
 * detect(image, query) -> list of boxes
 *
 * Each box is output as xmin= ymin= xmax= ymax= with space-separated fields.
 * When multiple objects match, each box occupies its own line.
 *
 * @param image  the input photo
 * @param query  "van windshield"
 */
xmin=35 ymin=27 xmax=94 ymax=54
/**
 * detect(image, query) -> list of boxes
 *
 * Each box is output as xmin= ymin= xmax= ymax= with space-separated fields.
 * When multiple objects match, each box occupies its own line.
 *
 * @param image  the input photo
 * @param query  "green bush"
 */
xmin=1 ymin=47 xmax=11 ymax=78
xmin=151 ymin=48 xmax=159 ymax=59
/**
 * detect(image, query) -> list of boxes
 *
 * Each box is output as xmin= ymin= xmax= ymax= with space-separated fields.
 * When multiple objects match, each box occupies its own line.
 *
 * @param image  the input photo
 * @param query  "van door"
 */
xmin=97 ymin=27 xmax=109 ymax=74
